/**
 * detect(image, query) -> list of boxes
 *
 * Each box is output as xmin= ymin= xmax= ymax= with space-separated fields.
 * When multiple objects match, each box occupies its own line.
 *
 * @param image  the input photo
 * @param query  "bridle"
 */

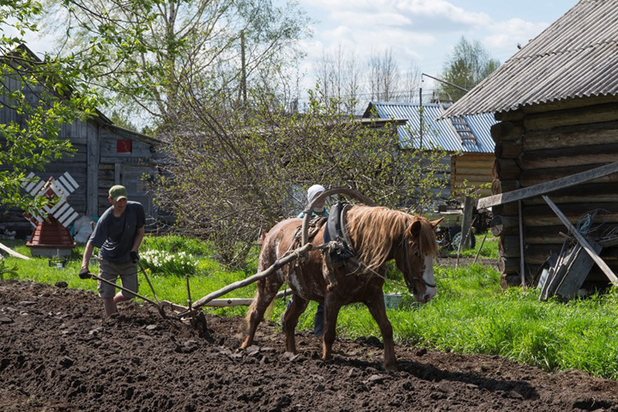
xmin=398 ymin=235 xmax=436 ymax=291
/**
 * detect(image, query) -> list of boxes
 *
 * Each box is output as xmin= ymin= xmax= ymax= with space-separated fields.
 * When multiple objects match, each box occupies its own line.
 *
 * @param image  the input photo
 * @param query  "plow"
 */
xmin=82 ymin=188 xmax=374 ymax=334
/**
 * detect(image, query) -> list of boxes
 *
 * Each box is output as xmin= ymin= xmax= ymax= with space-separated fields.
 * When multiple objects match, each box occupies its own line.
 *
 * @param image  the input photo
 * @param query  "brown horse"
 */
xmin=241 ymin=205 xmax=441 ymax=370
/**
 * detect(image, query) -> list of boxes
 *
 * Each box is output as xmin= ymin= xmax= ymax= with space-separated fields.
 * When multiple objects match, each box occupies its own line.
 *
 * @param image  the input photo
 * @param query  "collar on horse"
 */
xmin=324 ymin=202 xmax=355 ymax=262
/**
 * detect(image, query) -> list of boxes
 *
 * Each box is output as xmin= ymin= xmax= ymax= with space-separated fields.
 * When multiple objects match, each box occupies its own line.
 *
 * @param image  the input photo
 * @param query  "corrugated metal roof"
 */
xmin=365 ymin=102 xmax=496 ymax=153
xmin=441 ymin=0 xmax=618 ymax=118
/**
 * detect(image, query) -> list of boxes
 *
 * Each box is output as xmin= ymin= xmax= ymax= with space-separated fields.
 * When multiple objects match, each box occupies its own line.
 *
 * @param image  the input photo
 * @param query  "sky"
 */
xmin=295 ymin=0 xmax=579 ymax=97
xmin=22 ymin=0 xmax=579 ymax=106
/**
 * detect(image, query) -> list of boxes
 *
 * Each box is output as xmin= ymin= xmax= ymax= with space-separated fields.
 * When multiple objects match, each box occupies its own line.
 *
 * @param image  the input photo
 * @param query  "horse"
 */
xmin=241 ymin=204 xmax=441 ymax=371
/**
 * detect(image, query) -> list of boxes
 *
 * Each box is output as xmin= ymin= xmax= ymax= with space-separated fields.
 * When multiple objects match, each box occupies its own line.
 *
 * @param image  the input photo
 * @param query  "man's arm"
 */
xmin=81 ymin=242 xmax=94 ymax=272
xmin=132 ymin=226 xmax=145 ymax=253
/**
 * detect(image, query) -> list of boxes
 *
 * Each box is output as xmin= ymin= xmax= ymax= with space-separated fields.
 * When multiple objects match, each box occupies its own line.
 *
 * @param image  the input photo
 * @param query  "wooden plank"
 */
xmin=554 ymin=242 xmax=602 ymax=300
xmin=542 ymin=195 xmax=618 ymax=284
xmin=518 ymin=200 xmax=525 ymax=287
xmin=478 ymin=160 xmax=618 ymax=208
xmin=0 ymin=242 xmax=30 ymax=260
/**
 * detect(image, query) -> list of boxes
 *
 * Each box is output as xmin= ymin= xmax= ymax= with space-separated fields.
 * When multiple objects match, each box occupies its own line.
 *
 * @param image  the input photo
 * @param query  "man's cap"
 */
xmin=307 ymin=184 xmax=326 ymax=202
xmin=109 ymin=185 xmax=128 ymax=201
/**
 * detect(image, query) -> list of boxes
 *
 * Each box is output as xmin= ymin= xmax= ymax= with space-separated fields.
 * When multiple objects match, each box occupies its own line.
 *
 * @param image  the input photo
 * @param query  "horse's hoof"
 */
xmin=384 ymin=363 xmax=398 ymax=372
xmin=282 ymin=351 xmax=299 ymax=361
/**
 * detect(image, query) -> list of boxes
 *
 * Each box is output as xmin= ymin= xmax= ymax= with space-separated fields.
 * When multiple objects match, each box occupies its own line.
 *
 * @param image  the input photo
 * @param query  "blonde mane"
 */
xmin=345 ymin=205 xmax=439 ymax=270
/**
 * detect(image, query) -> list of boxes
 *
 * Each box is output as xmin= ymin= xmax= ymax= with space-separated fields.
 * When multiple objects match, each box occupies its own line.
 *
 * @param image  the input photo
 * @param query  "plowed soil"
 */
xmin=2 ymin=280 xmax=618 ymax=412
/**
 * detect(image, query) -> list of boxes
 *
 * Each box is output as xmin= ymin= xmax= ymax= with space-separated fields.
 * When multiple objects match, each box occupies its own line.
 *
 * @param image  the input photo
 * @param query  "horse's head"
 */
xmin=394 ymin=217 xmax=442 ymax=303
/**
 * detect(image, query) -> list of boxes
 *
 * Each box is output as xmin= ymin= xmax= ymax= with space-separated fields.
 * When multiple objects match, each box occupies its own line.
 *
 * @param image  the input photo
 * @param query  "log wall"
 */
xmin=451 ymin=152 xmax=493 ymax=197
xmin=492 ymin=99 xmax=618 ymax=286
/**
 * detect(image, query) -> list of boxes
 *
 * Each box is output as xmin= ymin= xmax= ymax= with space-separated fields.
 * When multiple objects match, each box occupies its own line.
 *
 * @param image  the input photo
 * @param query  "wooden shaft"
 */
xmin=163 ymin=289 xmax=294 ymax=312
xmin=189 ymin=243 xmax=313 ymax=312
xmin=90 ymin=273 xmax=160 ymax=308
xmin=478 ymin=160 xmax=618 ymax=208
xmin=137 ymin=261 xmax=160 ymax=304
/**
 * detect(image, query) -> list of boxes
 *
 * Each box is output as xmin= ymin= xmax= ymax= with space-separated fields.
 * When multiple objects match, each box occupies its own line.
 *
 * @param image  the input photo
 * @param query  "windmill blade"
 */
xmin=22 ymin=172 xmax=41 ymax=194
xmin=59 ymin=172 xmax=78 ymax=193
xmin=23 ymin=212 xmax=43 ymax=227
xmin=57 ymin=206 xmax=79 ymax=228
xmin=31 ymin=180 xmax=47 ymax=197
xmin=52 ymin=201 xmax=70 ymax=220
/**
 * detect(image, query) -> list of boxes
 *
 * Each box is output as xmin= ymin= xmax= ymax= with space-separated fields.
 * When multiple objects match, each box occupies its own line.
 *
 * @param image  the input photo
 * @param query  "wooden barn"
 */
xmin=363 ymin=102 xmax=497 ymax=198
xmin=441 ymin=0 xmax=618 ymax=287
xmin=0 ymin=46 xmax=166 ymax=238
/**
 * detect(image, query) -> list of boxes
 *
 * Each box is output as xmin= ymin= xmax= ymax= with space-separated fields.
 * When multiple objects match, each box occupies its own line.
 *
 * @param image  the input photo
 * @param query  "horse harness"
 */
xmin=290 ymin=202 xmax=435 ymax=293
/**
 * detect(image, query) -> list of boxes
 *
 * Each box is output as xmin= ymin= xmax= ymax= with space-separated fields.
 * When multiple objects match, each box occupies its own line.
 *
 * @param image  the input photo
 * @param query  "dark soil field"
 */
xmin=2 ymin=280 xmax=618 ymax=412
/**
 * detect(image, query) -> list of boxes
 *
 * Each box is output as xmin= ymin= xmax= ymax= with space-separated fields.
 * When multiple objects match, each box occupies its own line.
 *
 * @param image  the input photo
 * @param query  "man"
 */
xmin=80 ymin=185 xmax=146 ymax=316
xmin=283 ymin=184 xmax=328 ymax=337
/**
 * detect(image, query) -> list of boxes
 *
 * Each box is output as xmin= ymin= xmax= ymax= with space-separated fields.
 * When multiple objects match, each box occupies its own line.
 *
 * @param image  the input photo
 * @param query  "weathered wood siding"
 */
xmin=97 ymin=126 xmax=164 ymax=217
xmin=451 ymin=152 xmax=493 ymax=198
xmin=491 ymin=99 xmax=618 ymax=286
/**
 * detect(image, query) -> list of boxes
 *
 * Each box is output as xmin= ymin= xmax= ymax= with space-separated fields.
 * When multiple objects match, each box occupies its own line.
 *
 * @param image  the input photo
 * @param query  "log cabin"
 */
xmin=441 ymin=0 xmax=618 ymax=287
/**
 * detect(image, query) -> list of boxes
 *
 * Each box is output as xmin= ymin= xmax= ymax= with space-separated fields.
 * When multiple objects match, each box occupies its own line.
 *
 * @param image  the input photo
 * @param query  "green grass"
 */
xmin=456 ymin=232 xmax=500 ymax=259
xmin=4 ymin=236 xmax=618 ymax=380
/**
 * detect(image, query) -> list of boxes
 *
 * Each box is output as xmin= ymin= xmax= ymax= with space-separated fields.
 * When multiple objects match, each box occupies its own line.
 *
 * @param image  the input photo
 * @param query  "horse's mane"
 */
xmin=346 ymin=205 xmax=439 ymax=270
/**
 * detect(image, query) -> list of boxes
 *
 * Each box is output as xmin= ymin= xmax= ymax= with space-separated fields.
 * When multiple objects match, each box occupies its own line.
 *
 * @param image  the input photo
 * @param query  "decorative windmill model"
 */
xmin=22 ymin=172 xmax=80 ymax=257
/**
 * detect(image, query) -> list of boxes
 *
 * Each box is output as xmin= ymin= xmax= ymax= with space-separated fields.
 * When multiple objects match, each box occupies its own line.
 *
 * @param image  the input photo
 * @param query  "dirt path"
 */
xmin=2 ymin=280 xmax=618 ymax=412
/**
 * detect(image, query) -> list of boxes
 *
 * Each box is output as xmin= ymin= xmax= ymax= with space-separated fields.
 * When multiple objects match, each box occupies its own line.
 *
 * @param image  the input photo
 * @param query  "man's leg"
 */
xmin=98 ymin=260 xmax=118 ymax=316
xmin=116 ymin=261 xmax=139 ymax=309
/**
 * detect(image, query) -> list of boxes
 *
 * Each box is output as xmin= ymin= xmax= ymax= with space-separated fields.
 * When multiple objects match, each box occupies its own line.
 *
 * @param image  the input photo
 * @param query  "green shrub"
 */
xmin=142 ymin=234 xmax=212 ymax=256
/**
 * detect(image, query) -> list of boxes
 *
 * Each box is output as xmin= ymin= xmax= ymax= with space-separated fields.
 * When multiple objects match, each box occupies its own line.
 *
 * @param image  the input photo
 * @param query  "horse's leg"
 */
xmin=365 ymin=293 xmax=397 ymax=371
xmin=240 ymin=276 xmax=283 ymax=349
xmin=282 ymin=294 xmax=309 ymax=353
xmin=322 ymin=293 xmax=342 ymax=361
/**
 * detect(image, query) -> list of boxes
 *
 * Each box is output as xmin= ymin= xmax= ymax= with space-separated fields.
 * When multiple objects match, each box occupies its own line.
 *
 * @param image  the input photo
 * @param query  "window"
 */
xmin=117 ymin=139 xmax=132 ymax=153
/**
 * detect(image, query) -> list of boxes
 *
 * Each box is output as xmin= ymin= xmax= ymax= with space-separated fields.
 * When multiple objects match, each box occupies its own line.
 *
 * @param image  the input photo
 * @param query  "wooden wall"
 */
xmin=451 ymin=152 xmax=493 ymax=198
xmin=491 ymin=99 xmax=618 ymax=287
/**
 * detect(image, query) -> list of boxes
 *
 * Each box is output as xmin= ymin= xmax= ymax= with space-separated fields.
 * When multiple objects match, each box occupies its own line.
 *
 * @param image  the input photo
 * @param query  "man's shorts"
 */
xmin=98 ymin=259 xmax=139 ymax=299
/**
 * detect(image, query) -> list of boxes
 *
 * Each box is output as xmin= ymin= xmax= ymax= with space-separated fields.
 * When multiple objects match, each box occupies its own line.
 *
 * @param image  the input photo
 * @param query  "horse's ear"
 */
xmin=407 ymin=220 xmax=422 ymax=237
xmin=430 ymin=218 xmax=444 ymax=229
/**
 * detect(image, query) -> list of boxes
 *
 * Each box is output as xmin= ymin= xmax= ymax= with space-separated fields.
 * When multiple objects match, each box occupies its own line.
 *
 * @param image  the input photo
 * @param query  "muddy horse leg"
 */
xmin=365 ymin=293 xmax=397 ymax=371
xmin=282 ymin=294 xmax=309 ymax=353
xmin=322 ymin=293 xmax=342 ymax=361
xmin=240 ymin=277 xmax=283 ymax=349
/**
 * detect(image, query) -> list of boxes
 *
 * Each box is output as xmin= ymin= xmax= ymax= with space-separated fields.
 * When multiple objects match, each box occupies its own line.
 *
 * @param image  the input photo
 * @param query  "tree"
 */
xmin=314 ymin=45 xmax=362 ymax=114
xmin=367 ymin=48 xmax=400 ymax=102
xmin=154 ymin=86 xmax=449 ymax=268
xmin=42 ymin=0 xmax=311 ymax=130
xmin=0 ymin=1 xmax=99 ymax=212
xmin=438 ymin=37 xmax=500 ymax=102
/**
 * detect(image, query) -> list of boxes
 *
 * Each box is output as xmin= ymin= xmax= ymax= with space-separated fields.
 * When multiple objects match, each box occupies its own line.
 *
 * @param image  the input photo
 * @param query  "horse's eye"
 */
xmin=413 ymin=250 xmax=420 ymax=257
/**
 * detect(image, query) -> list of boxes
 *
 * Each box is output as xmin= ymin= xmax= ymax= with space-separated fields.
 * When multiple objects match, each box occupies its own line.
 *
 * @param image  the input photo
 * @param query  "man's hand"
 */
xmin=79 ymin=267 xmax=92 ymax=279
xmin=130 ymin=251 xmax=140 ymax=263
